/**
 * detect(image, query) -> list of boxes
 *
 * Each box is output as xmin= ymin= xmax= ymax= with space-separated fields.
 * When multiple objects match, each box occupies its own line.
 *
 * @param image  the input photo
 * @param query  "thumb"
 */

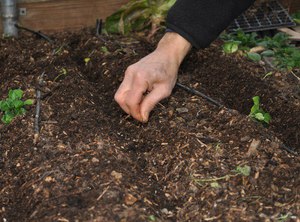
xmin=140 ymin=86 xmax=171 ymax=122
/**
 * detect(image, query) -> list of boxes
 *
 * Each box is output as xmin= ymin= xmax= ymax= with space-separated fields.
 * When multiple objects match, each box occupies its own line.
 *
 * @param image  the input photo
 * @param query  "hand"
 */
xmin=114 ymin=32 xmax=191 ymax=122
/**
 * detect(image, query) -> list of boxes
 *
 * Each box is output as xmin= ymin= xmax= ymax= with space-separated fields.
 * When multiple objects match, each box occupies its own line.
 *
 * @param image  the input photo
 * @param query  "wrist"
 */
xmin=156 ymin=32 xmax=191 ymax=66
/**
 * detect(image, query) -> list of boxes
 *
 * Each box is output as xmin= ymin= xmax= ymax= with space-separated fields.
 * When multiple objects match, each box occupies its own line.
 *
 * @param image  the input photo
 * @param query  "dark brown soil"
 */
xmin=0 ymin=29 xmax=299 ymax=222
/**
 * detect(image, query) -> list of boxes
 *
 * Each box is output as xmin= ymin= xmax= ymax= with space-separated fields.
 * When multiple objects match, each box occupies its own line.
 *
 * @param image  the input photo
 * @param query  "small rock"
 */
xmin=240 ymin=136 xmax=251 ymax=142
xmin=124 ymin=193 xmax=138 ymax=206
xmin=247 ymin=139 xmax=261 ymax=156
xmin=111 ymin=171 xmax=122 ymax=181
xmin=176 ymin=107 xmax=189 ymax=113
xmin=91 ymin=157 xmax=100 ymax=163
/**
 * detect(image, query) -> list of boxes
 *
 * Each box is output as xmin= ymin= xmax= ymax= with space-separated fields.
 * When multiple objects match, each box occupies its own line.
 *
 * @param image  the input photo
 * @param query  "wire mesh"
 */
xmin=227 ymin=0 xmax=296 ymax=33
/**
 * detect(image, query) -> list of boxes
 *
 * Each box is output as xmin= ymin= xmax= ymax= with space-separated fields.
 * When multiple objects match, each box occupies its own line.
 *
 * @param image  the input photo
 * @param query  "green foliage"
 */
xmin=104 ymin=0 xmax=176 ymax=35
xmin=0 ymin=89 xmax=33 ymax=124
xmin=273 ymin=46 xmax=300 ymax=71
xmin=292 ymin=11 xmax=300 ymax=24
xmin=221 ymin=30 xmax=299 ymax=70
xmin=249 ymin=96 xmax=271 ymax=124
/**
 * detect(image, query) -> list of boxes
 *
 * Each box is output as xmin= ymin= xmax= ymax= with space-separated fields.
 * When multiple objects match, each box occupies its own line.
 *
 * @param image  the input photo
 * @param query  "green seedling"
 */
xmin=84 ymin=57 xmax=91 ymax=66
xmin=54 ymin=68 xmax=68 ymax=81
xmin=249 ymin=96 xmax=271 ymax=124
xmin=100 ymin=46 xmax=110 ymax=55
xmin=262 ymin=72 xmax=273 ymax=79
xmin=0 ymin=89 xmax=33 ymax=124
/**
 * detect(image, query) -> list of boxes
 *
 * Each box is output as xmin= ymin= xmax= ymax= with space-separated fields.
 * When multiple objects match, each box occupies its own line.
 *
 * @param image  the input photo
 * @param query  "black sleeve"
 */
xmin=166 ymin=0 xmax=255 ymax=49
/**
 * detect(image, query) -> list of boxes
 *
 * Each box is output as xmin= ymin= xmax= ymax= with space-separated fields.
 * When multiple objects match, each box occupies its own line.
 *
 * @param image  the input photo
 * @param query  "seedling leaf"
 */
xmin=235 ymin=165 xmax=251 ymax=176
xmin=223 ymin=41 xmax=240 ymax=54
xmin=24 ymin=99 xmax=34 ymax=105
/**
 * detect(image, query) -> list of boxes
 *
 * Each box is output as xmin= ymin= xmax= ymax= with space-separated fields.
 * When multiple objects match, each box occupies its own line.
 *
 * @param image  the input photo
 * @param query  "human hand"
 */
xmin=114 ymin=32 xmax=191 ymax=122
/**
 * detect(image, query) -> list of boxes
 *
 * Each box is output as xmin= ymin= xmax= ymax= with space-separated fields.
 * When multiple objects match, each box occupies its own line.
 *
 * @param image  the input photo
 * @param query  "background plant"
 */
xmin=0 ymin=89 xmax=33 ymax=124
xmin=221 ymin=30 xmax=300 ymax=70
xmin=104 ymin=0 xmax=175 ymax=37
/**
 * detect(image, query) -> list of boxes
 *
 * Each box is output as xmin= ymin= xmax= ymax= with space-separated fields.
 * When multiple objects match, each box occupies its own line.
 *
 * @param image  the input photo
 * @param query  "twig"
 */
xmin=290 ymin=71 xmax=300 ymax=82
xmin=176 ymin=82 xmax=223 ymax=107
xmin=15 ymin=24 xmax=53 ymax=44
xmin=34 ymin=72 xmax=45 ymax=144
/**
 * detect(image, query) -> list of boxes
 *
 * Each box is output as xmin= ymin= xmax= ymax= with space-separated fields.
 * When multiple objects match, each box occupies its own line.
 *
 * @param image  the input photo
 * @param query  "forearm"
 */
xmin=166 ymin=0 xmax=255 ymax=49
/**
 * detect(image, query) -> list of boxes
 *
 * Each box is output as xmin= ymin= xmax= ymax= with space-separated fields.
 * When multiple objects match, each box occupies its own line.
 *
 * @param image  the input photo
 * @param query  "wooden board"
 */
xmin=1 ymin=0 xmax=129 ymax=33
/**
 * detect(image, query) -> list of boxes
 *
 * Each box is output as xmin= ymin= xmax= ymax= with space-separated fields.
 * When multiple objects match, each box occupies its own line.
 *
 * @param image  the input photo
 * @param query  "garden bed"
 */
xmin=0 ymin=29 xmax=299 ymax=221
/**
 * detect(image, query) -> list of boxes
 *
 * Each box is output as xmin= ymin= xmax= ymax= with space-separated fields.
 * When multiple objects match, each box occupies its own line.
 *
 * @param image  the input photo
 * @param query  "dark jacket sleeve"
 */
xmin=166 ymin=0 xmax=255 ymax=49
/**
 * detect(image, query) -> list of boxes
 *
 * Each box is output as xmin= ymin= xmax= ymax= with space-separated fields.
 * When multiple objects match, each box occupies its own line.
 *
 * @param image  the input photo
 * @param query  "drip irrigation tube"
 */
xmin=15 ymin=24 xmax=53 ymax=43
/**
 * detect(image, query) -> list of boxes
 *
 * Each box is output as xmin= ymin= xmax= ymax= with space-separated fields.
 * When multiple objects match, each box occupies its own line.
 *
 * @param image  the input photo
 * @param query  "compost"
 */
xmin=0 ymin=29 xmax=299 ymax=221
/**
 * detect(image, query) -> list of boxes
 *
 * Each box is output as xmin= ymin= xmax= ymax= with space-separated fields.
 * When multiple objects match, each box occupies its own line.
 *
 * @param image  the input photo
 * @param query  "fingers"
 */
xmin=140 ymin=86 xmax=172 ymax=122
xmin=114 ymin=70 xmax=149 ymax=122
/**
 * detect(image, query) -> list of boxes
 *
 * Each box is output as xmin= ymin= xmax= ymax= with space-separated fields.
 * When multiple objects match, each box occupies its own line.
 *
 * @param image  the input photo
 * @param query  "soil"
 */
xmin=0 ymin=29 xmax=299 ymax=222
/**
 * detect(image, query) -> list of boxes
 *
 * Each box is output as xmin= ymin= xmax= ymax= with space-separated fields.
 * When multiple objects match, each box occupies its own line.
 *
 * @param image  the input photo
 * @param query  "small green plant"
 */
xmin=104 ymin=0 xmax=175 ymax=36
xmin=249 ymin=96 xmax=271 ymax=124
xmin=0 ymin=89 xmax=33 ymax=124
xmin=84 ymin=57 xmax=91 ymax=66
xmin=54 ymin=68 xmax=68 ymax=81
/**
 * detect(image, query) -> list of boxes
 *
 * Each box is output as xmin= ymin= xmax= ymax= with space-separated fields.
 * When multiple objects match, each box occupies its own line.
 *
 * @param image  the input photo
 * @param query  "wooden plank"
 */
xmin=1 ymin=0 xmax=129 ymax=33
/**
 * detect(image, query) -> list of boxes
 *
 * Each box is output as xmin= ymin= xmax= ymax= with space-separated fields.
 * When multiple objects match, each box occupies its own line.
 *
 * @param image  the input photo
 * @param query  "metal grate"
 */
xmin=227 ymin=0 xmax=296 ymax=33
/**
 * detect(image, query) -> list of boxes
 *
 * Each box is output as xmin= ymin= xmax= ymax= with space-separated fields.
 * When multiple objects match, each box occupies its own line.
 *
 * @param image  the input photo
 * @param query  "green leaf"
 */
xmin=254 ymin=113 xmax=265 ymax=121
xmin=223 ymin=41 xmax=240 ymax=54
xmin=24 ymin=99 xmax=34 ymax=105
xmin=235 ymin=165 xmax=251 ymax=176
xmin=246 ymin=52 xmax=261 ymax=62
xmin=263 ymin=112 xmax=271 ymax=124
xmin=13 ymin=100 xmax=24 ymax=109
xmin=252 ymin=96 xmax=260 ymax=106
xmin=0 ymin=101 xmax=10 ymax=112
xmin=2 ymin=112 xmax=14 ymax=124
xmin=261 ymin=50 xmax=274 ymax=57
xmin=9 ymin=89 xmax=23 ymax=100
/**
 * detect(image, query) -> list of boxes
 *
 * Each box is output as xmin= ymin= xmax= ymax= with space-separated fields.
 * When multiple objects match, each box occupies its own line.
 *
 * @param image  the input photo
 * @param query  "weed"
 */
xmin=249 ymin=96 xmax=271 ymax=124
xmin=0 ymin=89 xmax=33 ymax=124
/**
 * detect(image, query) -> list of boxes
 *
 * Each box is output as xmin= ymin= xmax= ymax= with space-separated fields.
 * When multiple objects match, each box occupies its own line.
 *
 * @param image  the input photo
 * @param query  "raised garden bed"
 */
xmin=0 ymin=29 xmax=299 ymax=221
